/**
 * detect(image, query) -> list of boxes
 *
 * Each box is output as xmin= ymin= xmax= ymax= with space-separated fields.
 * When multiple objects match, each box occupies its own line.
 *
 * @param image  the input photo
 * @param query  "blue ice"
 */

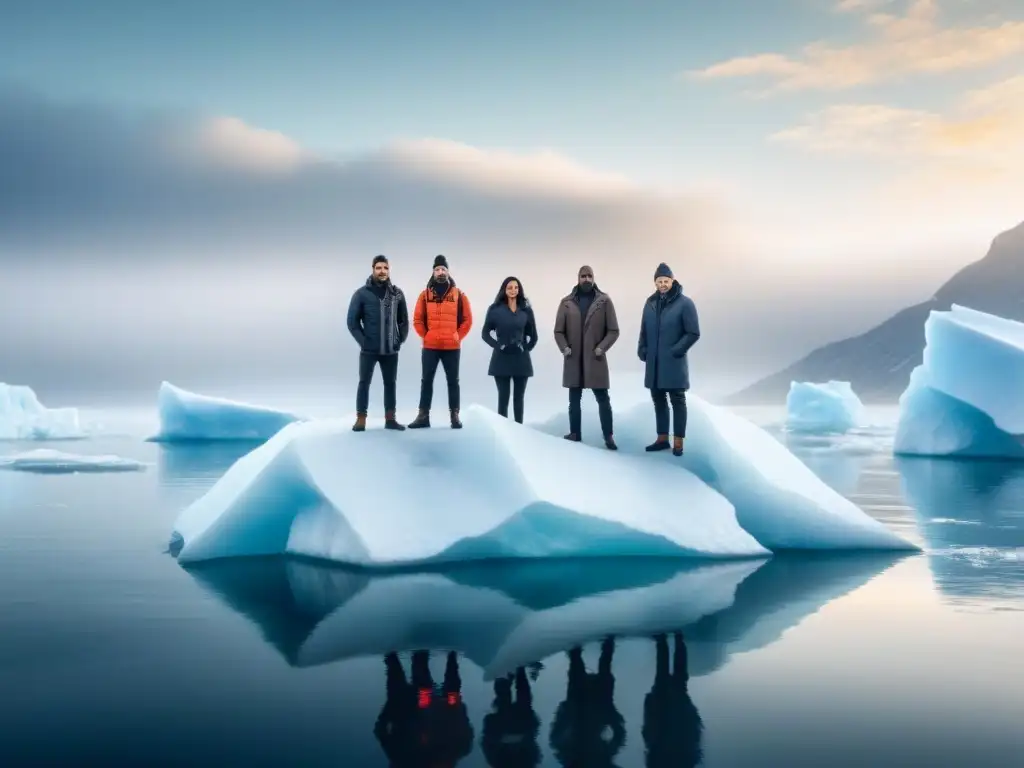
xmin=786 ymin=380 xmax=865 ymax=434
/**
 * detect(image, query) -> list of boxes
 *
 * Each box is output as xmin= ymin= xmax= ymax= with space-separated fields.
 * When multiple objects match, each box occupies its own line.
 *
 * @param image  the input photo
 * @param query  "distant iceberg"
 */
xmin=186 ymin=552 xmax=903 ymax=678
xmin=170 ymin=404 xmax=768 ymax=566
xmin=894 ymin=305 xmax=1024 ymax=459
xmin=535 ymin=394 xmax=915 ymax=551
xmin=0 ymin=383 xmax=84 ymax=440
xmin=0 ymin=448 xmax=147 ymax=474
xmin=149 ymin=381 xmax=303 ymax=442
xmin=785 ymin=380 xmax=864 ymax=434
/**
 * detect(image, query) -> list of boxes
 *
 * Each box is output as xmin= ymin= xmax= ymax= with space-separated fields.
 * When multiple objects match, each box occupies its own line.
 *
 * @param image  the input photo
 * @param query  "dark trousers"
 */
xmin=651 ymin=388 xmax=687 ymax=437
xmin=419 ymin=348 xmax=460 ymax=411
xmin=495 ymin=376 xmax=528 ymax=423
xmin=356 ymin=352 xmax=398 ymax=414
xmin=569 ymin=387 xmax=613 ymax=437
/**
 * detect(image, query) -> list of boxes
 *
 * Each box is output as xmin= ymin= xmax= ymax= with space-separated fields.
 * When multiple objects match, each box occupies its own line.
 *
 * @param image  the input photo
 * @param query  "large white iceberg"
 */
xmin=0 ymin=383 xmax=84 ymax=440
xmin=535 ymin=394 xmax=915 ymax=551
xmin=785 ymin=380 xmax=864 ymax=434
xmin=186 ymin=552 xmax=902 ymax=678
xmin=894 ymin=305 xmax=1024 ymax=459
xmin=149 ymin=381 xmax=303 ymax=442
xmin=0 ymin=448 xmax=146 ymax=473
xmin=170 ymin=404 xmax=768 ymax=566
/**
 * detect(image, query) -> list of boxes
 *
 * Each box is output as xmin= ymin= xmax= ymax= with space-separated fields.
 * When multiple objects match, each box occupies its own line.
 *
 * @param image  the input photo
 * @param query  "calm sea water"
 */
xmin=1 ymin=398 xmax=1022 ymax=767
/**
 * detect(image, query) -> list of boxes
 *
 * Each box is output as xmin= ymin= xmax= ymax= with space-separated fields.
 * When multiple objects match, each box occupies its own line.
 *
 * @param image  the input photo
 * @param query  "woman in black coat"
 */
xmin=481 ymin=276 xmax=539 ymax=423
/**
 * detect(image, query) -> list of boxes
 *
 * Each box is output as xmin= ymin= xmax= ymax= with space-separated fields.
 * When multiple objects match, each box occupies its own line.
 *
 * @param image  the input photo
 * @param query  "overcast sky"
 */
xmin=2 ymin=0 xmax=1022 ymax=402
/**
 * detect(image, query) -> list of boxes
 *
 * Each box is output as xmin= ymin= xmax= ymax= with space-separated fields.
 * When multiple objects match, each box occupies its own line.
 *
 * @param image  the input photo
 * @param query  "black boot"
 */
xmin=384 ymin=410 xmax=405 ymax=431
xmin=407 ymin=410 xmax=430 ymax=429
xmin=450 ymin=409 xmax=462 ymax=429
xmin=646 ymin=435 xmax=670 ymax=452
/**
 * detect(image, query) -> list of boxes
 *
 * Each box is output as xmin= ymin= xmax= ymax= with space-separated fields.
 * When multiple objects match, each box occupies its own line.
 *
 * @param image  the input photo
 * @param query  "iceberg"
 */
xmin=896 ymin=457 xmax=1024 ymax=605
xmin=0 ymin=448 xmax=146 ymax=473
xmin=149 ymin=381 xmax=303 ymax=442
xmin=170 ymin=404 xmax=768 ymax=566
xmin=535 ymin=395 xmax=915 ymax=551
xmin=785 ymin=380 xmax=864 ymax=434
xmin=185 ymin=552 xmax=902 ymax=678
xmin=0 ymin=383 xmax=84 ymax=440
xmin=894 ymin=305 xmax=1024 ymax=459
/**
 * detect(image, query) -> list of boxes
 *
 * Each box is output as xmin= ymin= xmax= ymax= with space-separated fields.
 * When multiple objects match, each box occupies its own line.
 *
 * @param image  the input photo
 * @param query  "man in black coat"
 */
xmin=347 ymin=255 xmax=409 ymax=431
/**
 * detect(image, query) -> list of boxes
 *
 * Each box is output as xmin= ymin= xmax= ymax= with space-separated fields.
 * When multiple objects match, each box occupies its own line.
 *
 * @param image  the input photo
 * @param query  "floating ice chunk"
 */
xmin=786 ymin=380 xmax=865 ymax=434
xmin=149 ymin=381 xmax=303 ymax=442
xmin=170 ymin=404 xmax=768 ymax=566
xmin=0 ymin=448 xmax=146 ymax=473
xmin=894 ymin=306 xmax=1024 ymax=459
xmin=0 ymin=383 xmax=84 ymax=440
xmin=535 ymin=394 xmax=916 ymax=551
xmin=186 ymin=552 xmax=902 ymax=678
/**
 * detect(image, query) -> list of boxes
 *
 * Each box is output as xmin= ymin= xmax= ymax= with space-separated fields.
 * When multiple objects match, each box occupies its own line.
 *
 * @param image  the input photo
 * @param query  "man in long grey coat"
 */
xmin=637 ymin=263 xmax=701 ymax=456
xmin=553 ymin=265 xmax=620 ymax=449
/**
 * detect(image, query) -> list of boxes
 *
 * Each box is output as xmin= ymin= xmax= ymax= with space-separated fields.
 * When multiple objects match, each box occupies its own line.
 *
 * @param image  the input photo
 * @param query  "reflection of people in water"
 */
xmin=642 ymin=633 xmax=703 ymax=768
xmin=549 ymin=637 xmax=626 ymax=767
xmin=374 ymin=650 xmax=474 ymax=767
xmin=482 ymin=666 xmax=541 ymax=768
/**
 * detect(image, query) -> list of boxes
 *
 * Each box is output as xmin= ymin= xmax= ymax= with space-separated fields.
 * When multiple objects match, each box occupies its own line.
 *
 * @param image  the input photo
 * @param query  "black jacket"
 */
xmin=481 ymin=300 xmax=538 ymax=378
xmin=347 ymin=277 xmax=409 ymax=355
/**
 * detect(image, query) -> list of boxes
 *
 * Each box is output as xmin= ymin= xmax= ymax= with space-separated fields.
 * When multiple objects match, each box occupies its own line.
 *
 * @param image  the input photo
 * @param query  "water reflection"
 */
xmin=897 ymin=457 xmax=1024 ymax=606
xmin=482 ymin=665 xmax=541 ymax=768
xmin=784 ymin=434 xmax=872 ymax=496
xmin=644 ymin=633 xmax=703 ymax=768
xmin=156 ymin=441 xmax=262 ymax=487
xmin=186 ymin=553 xmax=903 ymax=679
xmin=550 ymin=639 xmax=625 ymax=767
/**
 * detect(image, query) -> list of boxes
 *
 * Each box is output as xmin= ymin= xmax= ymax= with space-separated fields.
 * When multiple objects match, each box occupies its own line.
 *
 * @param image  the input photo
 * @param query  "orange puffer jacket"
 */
xmin=413 ymin=279 xmax=473 ymax=351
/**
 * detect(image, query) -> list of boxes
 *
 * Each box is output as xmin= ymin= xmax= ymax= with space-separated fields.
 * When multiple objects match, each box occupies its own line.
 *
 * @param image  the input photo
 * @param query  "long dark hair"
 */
xmin=493 ymin=276 xmax=529 ymax=308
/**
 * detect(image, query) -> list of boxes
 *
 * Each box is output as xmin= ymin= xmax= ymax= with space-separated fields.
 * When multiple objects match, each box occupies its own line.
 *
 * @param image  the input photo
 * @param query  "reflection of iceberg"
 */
xmin=158 ymin=441 xmax=261 ymax=486
xmin=784 ymin=437 xmax=870 ymax=496
xmin=536 ymin=395 xmax=914 ymax=551
xmin=894 ymin=305 xmax=1024 ymax=459
xmin=171 ymin=405 xmax=766 ymax=565
xmin=187 ymin=552 xmax=901 ymax=679
xmin=897 ymin=457 xmax=1024 ymax=604
xmin=149 ymin=381 xmax=303 ymax=442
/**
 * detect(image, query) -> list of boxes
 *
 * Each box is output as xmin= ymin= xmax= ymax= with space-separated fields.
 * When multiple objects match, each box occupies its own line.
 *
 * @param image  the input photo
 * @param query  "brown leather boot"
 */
xmin=672 ymin=436 xmax=684 ymax=456
xmin=352 ymin=412 xmax=367 ymax=432
xmin=450 ymin=409 xmax=462 ymax=429
xmin=645 ymin=434 xmax=670 ymax=452
xmin=384 ymin=410 xmax=405 ymax=430
xmin=407 ymin=410 xmax=430 ymax=429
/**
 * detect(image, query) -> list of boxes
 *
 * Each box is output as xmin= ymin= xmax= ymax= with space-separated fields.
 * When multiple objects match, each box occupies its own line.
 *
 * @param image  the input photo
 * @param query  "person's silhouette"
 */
xmin=482 ymin=666 xmax=541 ymax=768
xmin=373 ymin=650 xmax=475 ymax=767
xmin=549 ymin=637 xmax=626 ymax=767
xmin=642 ymin=633 xmax=704 ymax=767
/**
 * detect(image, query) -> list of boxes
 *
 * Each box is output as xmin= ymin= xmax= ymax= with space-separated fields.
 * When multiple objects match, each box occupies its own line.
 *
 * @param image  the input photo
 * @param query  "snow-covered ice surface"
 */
xmin=149 ymin=381 xmax=304 ymax=442
xmin=894 ymin=305 xmax=1024 ymax=459
xmin=0 ymin=383 xmax=85 ymax=440
xmin=0 ymin=448 xmax=147 ymax=473
xmin=535 ymin=394 xmax=916 ymax=551
xmin=170 ymin=404 xmax=767 ymax=566
xmin=186 ymin=552 xmax=902 ymax=679
xmin=785 ymin=380 xmax=865 ymax=434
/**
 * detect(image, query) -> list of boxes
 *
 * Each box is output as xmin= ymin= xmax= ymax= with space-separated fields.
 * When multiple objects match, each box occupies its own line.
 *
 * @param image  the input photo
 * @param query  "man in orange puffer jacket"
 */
xmin=407 ymin=255 xmax=474 ymax=429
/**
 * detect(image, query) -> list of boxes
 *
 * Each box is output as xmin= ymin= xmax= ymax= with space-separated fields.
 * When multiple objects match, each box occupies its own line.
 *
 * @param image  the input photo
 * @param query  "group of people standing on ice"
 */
xmin=346 ymin=253 xmax=700 ymax=456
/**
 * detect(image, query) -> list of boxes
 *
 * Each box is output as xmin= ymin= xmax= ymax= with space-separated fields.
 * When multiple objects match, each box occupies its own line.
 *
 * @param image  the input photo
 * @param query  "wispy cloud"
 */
xmin=689 ymin=0 xmax=1024 ymax=92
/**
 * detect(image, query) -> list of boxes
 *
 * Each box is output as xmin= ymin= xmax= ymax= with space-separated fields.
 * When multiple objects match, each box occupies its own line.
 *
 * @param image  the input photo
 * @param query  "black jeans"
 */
xmin=651 ymin=388 xmax=687 ymax=437
xmin=495 ymin=376 xmax=528 ymax=423
xmin=568 ymin=387 xmax=613 ymax=437
xmin=356 ymin=352 xmax=398 ymax=414
xmin=419 ymin=348 xmax=460 ymax=411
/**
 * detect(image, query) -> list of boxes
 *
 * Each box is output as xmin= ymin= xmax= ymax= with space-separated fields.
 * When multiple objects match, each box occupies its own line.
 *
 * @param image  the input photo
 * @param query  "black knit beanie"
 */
xmin=654 ymin=262 xmax=673 ymax=279
xmin=372 ymin=254 xmax=388 ymax=267
xmin=433 ymin=254 xmax=449 ymax=270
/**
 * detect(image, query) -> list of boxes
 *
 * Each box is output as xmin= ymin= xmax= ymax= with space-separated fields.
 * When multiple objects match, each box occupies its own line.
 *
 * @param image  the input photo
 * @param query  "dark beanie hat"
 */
xmin=372 ymin=254 xmax=388 ymax=266
xmin=654 ymin=262 xmax=673 ymax=279
xmin=433 ymin=254 xmax=449 ymax=269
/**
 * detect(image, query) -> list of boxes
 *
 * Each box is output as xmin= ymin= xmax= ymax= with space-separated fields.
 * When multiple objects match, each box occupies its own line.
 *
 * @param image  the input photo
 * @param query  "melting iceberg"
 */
xmin=186 ymin=552 xmax=902 ymax=678
xmin=894 ymin=305 xmax=1024 ymax=459
xmin=149 ymin=381 xmax=303 ymax=442
xmin=0 ymin=448 xmax=146 ymax=474
xmin=785 ymin=380 xmax=864 ymax=434
xmin=535 ymin=394 xmax=915 ymax=551
xmin=170 ymin=405 xmax=767 ymax=566
xmin=0 ymin=383 xmax=84 ymax=440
